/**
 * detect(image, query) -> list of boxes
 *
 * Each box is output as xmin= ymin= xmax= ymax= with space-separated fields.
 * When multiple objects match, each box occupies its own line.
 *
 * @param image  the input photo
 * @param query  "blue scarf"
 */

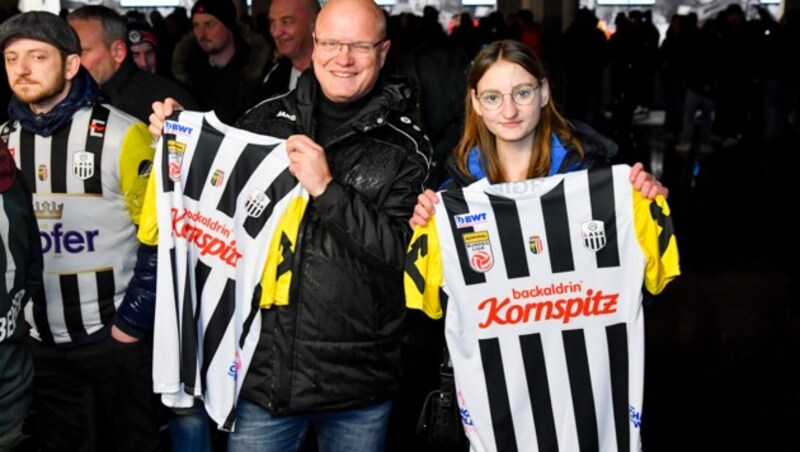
xmin=7 ymin=68 xmax=103 ymax=137
xmin=465 ymin=133 xmax=578 ymax=182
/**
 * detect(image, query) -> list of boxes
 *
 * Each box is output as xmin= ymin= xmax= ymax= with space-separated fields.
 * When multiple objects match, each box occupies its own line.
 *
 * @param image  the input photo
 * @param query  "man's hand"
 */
xmin=630 ymin=162 xmax=669 ymax=199
xmin=409 ymin=189 xmax=439 ymax=229
xmin=111 ymin=325 xmax=139 ymax=343
xmin=148 ymin=98 xmax=184 ymax=141
xmin=286 ymin=135 xmax=333 ymax=197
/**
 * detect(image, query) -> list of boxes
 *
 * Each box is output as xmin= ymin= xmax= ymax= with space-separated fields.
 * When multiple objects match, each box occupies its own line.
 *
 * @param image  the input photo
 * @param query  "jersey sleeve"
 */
xmin=118 ymin=122 xmax=155 ymax=226
xmin=404 ymin=219 xmax=445 ymax=320
xmin=136 ymin=171 xmax=158 ymax=246
xmin=259 ymin=195 xmax=308 ymax=308
xmin=633 ymin=191 xmax=680 ymax=295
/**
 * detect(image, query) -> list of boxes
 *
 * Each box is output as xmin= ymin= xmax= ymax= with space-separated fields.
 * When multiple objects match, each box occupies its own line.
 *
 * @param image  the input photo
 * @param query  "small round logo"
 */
xmin=470 ymin=250 xmax=492 ymax=272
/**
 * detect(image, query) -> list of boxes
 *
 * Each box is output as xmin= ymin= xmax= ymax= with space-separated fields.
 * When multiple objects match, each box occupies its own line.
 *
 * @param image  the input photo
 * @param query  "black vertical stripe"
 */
xmin=588 ymin=167 xmax=620 ymax=268
xmin=32 ymin=289 xmax=54 ymax=344
xmin=5 ymin=187 xmax=29 ymax=291
xmin=51 ymin=125 xmax=70 ymax=193
xmin=606 ymin=323 xmax=629 ymax=452
xmin=201 ymin=277 xmax=236 ymax=391
xmin=59 ymin=274 xmax=86 ymax=340
xmin=83 ymin=106 xmax=109 ymax=194
xmin=487 ymin=193 xmax=529 ymax=279
xmin=96 ymin=269 xmax=116 ymax=325
xmin=240 ymin=284 xmax=262 ymax=348
xmin=242 ymin=169 xmax=297 ymax=238
xmin=180 ymin=257 xmax=204 ymax=392
xmin=519 ymin=333 xmax=559 ymax=452
xmin=441 ymin=190 xmax=485 ymax=286
xmin=541 ymin=180 xmax=574 ymax=273
xmin=479 ymin=338 xmax=518 ymax=452
xmin=20 ymin=130 xmax=36 ymax=190
xmin=217 ymin=142 xmax=275 ymax=216
xmin=562 ymin=329 xmax=598 ymax=452
xmin=183 ymin=118 xmax=224 ymax=201
xmin=0 ymin=231 xmax=7 ymax=296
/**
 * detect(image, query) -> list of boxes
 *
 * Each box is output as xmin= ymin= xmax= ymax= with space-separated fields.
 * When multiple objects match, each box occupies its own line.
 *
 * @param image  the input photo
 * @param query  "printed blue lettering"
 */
xmin=40 ymin=223 xmax=99 ymax=254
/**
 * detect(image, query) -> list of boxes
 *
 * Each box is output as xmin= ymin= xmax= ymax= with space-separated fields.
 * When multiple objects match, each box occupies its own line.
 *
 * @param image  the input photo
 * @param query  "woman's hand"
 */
xmin=630 ymin=162 xmax=669 ymax=199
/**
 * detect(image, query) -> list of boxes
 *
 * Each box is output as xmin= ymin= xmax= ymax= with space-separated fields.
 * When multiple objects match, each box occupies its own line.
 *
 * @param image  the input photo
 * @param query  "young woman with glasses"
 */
xmin=409 ymin=39 xmax=667 ymax=227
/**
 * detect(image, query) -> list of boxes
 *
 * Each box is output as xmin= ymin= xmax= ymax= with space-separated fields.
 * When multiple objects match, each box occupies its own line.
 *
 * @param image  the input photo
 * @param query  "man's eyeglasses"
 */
xmin=476 ymin=84 xmax=540 ymax=110
xmin=314 ymin=38 xmax=385 ymax=56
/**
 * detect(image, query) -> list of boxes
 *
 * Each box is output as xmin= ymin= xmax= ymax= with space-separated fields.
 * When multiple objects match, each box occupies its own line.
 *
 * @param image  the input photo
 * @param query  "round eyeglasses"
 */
xmin=476 ymin=83 xmax=540 ymax=110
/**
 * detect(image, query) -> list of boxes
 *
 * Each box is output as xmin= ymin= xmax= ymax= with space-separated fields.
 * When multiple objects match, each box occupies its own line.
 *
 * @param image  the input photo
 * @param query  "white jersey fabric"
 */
xmin=405 ymin=165 xmax=680 ymax=452
xmin=151 ymin=111 xmax=307 ymax=431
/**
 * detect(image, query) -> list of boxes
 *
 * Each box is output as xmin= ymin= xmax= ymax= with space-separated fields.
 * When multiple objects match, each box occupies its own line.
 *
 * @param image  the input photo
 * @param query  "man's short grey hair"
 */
xmin=67 ymin=5 xmax=128 ymax=47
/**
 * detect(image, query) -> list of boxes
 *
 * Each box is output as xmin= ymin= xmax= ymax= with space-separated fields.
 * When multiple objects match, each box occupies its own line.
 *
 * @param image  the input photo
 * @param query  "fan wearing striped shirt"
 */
xmin=405 ymin=40 xmax=678 ymax=452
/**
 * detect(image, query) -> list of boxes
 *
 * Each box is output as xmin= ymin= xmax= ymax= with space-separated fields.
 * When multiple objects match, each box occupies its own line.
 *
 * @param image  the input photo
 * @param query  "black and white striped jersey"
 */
xmin=405 ymin=165 xmax=680 ymax=452
xmin=145 ymin=111 xmax=307 ymax=431
xmin=2 ymin=104 xmax=153 ymax=346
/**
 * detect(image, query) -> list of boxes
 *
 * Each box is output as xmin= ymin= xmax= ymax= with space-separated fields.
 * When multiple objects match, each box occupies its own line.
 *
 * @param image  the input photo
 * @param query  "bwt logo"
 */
xmin=40 ymin=223 xmax=99 ymax=254
xmin=164 ymin=121 xmax=194 ymax=136
xmin=454 ymin=212 xmax=488 ymax=229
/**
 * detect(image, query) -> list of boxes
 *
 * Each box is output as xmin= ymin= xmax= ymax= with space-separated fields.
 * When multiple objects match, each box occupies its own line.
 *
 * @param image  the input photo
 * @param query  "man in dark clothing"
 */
xmin=172 ymin=0 xmax=270 ymax=123
xmin=68 ymin=5 xmax=199 ymax=123
xmin=150 ymin=0 xmax=430 ymax=449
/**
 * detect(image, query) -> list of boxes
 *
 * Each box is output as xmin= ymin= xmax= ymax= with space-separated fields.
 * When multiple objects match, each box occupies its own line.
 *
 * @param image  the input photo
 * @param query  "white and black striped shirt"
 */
xmin=148 ymin=111 xmax=307 ymax=431
xmin=406 ymin=165 xmax=680 ymax=452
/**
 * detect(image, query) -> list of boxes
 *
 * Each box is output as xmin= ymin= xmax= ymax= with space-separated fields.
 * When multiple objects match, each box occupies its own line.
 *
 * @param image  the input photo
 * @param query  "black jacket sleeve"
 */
xmin=114 ymin=244 xmax=158 ymax=338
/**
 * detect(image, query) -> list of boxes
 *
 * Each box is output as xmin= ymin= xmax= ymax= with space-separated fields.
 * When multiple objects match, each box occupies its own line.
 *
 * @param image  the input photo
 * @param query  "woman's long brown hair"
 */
xmin=454 ymin=40 xmax=584 ymax=183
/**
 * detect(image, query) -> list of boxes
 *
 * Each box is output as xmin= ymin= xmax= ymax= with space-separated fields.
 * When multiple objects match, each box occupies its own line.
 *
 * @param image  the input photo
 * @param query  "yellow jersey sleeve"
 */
xmin=119 ymin=122 xmax=155 ymax=226
xmin=259 ymin=196 xmax=308 ymax=308
xmin=404 ymin=219 xmax=444 ymax=320
xmin=633 ymin=191 xmax=681 ymax=295
xmin=136 ymin=171 xmax=159 ymax=246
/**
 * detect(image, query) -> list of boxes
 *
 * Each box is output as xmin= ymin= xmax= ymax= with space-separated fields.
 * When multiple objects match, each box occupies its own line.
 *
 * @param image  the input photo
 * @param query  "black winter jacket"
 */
xmin=238 ymin=71 xmax=432 ymax=414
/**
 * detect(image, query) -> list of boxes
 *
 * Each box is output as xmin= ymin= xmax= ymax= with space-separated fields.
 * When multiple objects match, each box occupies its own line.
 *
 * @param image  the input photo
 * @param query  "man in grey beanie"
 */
xmin=0 ymin=11 xmax=162 ymax=452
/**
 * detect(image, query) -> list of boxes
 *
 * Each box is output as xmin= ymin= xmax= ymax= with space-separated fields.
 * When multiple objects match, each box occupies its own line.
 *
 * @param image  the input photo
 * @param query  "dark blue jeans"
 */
xmin=228 ymin=398 xmax=392 ymax=452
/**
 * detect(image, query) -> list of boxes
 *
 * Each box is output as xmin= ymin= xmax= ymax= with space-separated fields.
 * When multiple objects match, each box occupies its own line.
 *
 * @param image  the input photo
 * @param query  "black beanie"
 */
xmin=0 ymin=11 xmax=81 ymax=55
xmin=191 ymin=0 xmax=238 ymax=33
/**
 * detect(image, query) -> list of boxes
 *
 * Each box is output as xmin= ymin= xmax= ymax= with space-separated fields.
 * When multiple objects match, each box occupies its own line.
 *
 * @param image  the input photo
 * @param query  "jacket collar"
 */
xmin=8 ymin=67 xmax=103 ymax=137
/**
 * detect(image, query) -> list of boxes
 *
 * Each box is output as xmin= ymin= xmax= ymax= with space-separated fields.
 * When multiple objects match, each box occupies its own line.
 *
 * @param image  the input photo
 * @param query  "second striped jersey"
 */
xmin=146 ymin=111 xmax=307 ymax=431
xmin=405 ymin=165 xmax=679 ymax=452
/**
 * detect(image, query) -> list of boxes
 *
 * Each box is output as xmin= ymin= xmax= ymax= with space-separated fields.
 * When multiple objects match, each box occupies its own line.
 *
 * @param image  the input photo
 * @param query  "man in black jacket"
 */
xmin=68 ymin=5 xmax=199 ymax=122
xmin=150 ymin=0 xmax=430 ymax=449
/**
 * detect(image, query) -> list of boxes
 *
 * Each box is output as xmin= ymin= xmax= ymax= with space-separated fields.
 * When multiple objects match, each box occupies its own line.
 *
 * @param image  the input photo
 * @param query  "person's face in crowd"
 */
xmin=131 ymin=41 xmax=157 ymax=74
xmin=269 ymin=0 xmax=314 ymax=63
xmin=192 ymin=13 xmax=232 ymax=56
xmin=471 ymin=59 xmax=550 ymax=147
xmin=312 ymin=0 xmax=389 ymax=103
xmin=70 ymin=18 xmax=123 ymax=85
xmin=3 ymin=38 xmax=79 ymax=114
